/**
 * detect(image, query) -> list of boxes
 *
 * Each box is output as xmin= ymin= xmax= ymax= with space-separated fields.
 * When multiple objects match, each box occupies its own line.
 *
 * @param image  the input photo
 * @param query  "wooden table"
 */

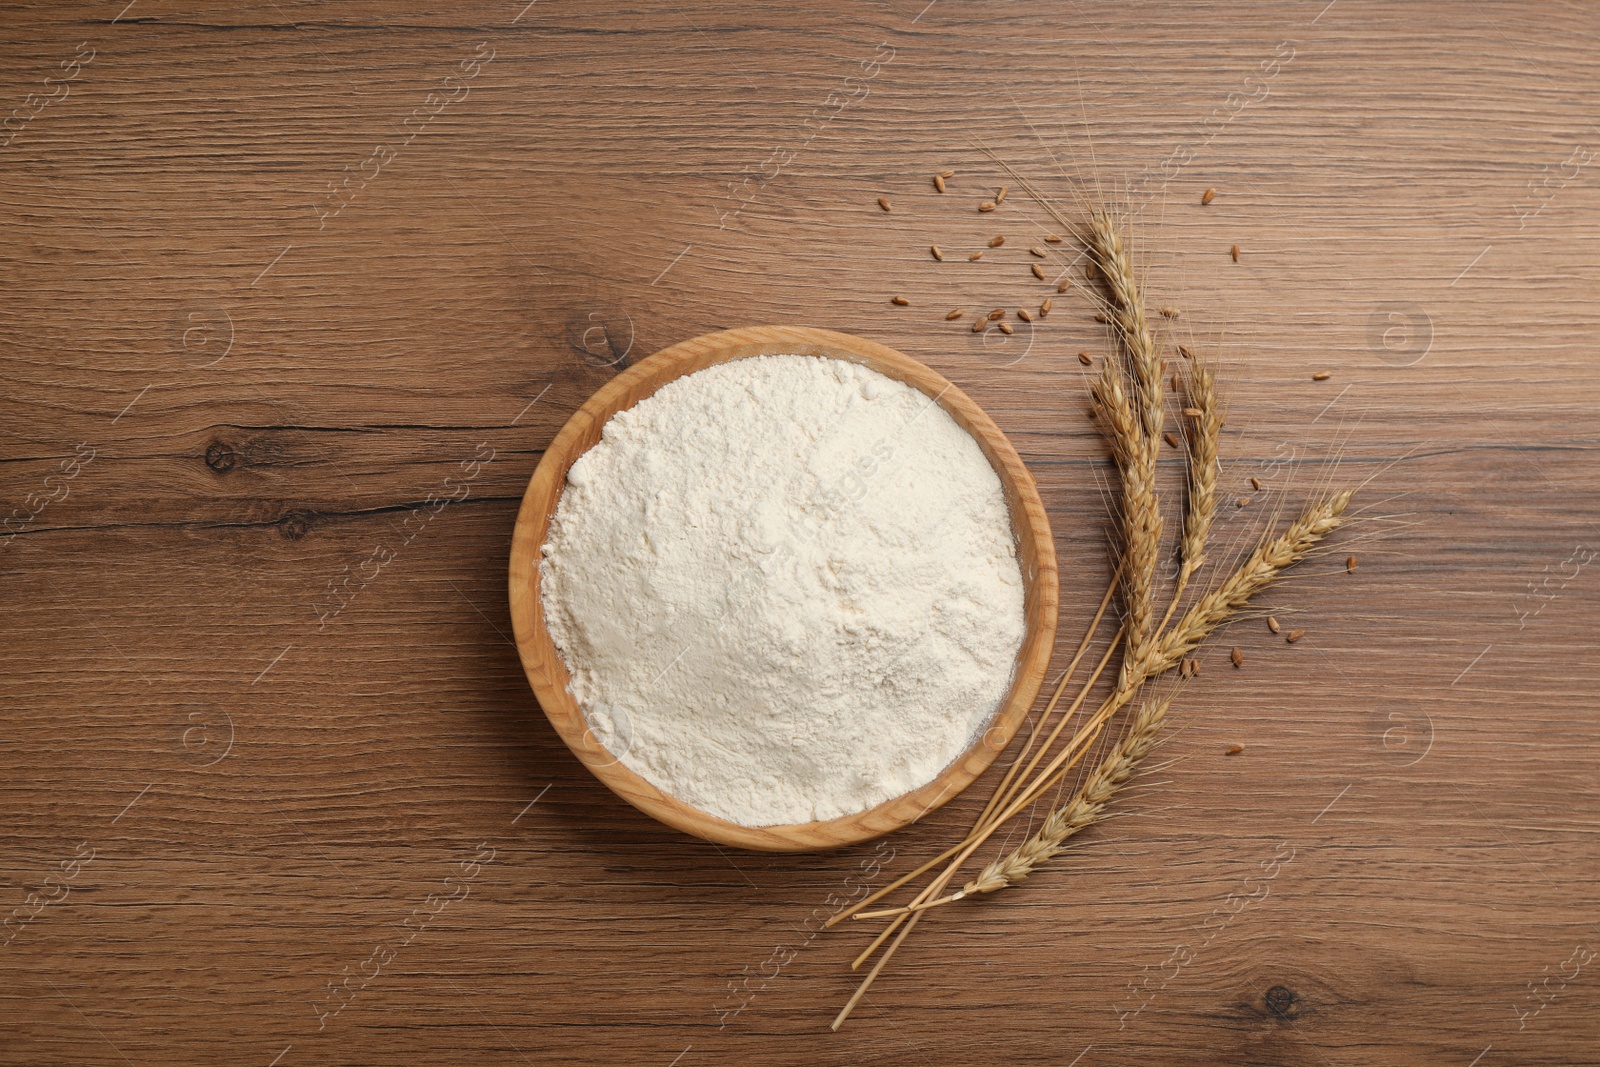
xmin=4 ymin=2 xmax=1598 ymax=1063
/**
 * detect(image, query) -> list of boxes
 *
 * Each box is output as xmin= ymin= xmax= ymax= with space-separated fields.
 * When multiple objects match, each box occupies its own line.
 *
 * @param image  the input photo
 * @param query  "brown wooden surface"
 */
xmin=508 ymin=325 xmax=1059 ymax=854
xmin=3 ymin=1 xmax=1599 ymax=1064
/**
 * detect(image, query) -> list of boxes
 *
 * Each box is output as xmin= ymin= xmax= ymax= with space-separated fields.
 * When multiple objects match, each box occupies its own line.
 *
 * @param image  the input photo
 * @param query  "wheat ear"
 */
xmin=1085 ymin=211 xmax=1164 ymax=664
xmin=1175 ymin=361 xmax=1220 ymax=601
xmin=960 ymin=692 xmax=1175 ymax=896
xmin=1153 ymin=488 xmax=1353 ymax=671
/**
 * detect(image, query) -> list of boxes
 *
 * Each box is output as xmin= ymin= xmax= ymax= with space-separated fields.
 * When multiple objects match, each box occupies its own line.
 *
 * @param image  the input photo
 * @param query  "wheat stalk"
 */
xmin=1086 ymin=211 xmax=1164 ymax=667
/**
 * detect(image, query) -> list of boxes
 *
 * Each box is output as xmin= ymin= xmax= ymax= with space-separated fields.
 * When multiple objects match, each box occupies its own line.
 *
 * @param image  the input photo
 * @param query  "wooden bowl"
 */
xmin=508 ymin=326 xmax=1058 ymax=852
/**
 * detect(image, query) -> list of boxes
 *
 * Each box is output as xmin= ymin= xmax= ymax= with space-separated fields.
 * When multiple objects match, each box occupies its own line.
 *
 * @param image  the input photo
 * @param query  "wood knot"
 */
xmin=1264 ymin=984 xmax=1301 ymax=1020
xmin=566 ymin=305 xmax=635 ymax=370
xmin=277 ymin=510 xmax=313 ymax=541
xmin=204 ymin=441 xmax=238 ymax=473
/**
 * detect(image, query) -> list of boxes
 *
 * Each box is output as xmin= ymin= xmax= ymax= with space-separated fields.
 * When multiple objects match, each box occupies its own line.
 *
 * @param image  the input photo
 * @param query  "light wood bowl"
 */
xmin=508 ymin=326 xmax=1058 ymax=852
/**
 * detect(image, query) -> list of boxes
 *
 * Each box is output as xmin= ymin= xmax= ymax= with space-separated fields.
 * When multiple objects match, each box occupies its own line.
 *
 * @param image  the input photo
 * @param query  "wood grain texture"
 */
xmin=3 ymin=0 xmax=1600 ymax=1064
xmin=508 ymin=325 xmax=1058 ymax=853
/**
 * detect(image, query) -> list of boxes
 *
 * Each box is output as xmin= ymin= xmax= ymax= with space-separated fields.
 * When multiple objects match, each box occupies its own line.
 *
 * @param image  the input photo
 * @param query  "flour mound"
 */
xmin=540 ymin=354 xmax=1026 ymax=827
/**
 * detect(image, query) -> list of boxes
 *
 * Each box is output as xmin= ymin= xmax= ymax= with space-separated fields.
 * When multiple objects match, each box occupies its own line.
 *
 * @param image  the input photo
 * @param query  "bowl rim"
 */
xmin=508 ymin=325 xmax=1058 ymax=852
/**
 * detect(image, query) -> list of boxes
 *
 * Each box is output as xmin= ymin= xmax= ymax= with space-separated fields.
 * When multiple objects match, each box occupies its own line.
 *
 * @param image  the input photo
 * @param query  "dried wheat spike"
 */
xmin=1176 ymin=363 xmax=1220 ymax=596
xmin=1084 ymin=210 xmax=1163 ymax=656
xmin=962 ymin=693 xmax=1176 ymax=896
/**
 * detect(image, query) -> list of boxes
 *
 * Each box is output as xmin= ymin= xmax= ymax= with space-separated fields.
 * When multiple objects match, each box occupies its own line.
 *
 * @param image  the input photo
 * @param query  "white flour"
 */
xmin=539 ymin=354 xmax=1025 ymax=827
